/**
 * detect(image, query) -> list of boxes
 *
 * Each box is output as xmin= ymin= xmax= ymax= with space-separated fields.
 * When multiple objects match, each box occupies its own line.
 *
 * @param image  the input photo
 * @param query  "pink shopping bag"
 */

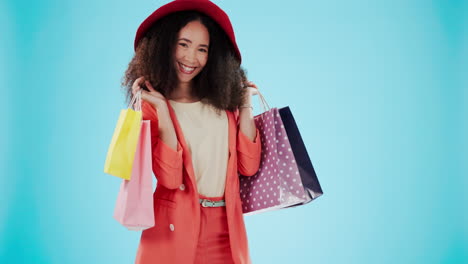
xmin=113 ymin=120 xmax=154 ymax=231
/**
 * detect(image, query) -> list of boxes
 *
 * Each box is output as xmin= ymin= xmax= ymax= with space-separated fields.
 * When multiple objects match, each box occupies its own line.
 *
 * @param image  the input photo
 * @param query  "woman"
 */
xmin=122 ymin=1 xmax=262 ymax=263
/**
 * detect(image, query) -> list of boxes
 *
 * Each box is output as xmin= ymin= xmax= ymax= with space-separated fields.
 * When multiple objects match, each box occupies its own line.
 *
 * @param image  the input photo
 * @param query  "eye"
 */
xmin=199 ymin=48 xmax=208 ymax=53
xmin=179 ymin=43 xmax=188 ymax=47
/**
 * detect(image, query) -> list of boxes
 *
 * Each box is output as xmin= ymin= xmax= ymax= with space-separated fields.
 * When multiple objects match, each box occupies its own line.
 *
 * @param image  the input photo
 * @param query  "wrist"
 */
xmin=153 ymin=101 xmax=168 ymax=112
xmin=239 ymin=104 xmax=253 ymax=111
xmin=242 ymin=91 xmax=252 ymax=103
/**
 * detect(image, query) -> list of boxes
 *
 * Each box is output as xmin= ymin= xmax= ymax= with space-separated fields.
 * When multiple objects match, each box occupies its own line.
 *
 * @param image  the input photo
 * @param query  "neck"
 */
xmin=170 ymin=81 xmax=199 ymax=102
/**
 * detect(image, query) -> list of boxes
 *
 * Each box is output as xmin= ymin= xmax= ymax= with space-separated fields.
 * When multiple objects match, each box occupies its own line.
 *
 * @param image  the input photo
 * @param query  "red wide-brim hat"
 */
xmin=134 ymin=0 xmax=242 ymax=63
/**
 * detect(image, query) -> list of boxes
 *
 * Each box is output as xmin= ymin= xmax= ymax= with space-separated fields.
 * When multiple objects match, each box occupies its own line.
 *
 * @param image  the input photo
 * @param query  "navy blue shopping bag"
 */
xmin=278 ymin=106 xmax=323 ymax=206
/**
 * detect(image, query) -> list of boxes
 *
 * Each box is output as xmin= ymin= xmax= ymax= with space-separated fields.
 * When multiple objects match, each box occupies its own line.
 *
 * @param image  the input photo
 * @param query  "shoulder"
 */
xmin=141 ymin=100 xmax=159 ymax=120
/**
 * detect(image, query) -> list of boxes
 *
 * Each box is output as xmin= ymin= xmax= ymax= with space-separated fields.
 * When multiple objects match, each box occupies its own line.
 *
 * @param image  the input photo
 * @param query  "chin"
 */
xmin=179 ymin=76 xmax=193 ymax=83
xmin=179 ymin=73 xmax=200 ymax=83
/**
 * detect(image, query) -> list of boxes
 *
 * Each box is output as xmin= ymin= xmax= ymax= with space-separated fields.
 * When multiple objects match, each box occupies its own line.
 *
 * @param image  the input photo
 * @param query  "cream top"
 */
xmin=168 ymin=99 xmax=229 ymax=197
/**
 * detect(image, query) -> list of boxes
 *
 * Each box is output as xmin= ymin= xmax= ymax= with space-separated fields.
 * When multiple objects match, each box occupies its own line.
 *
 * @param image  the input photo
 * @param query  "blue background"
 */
xmin=1 ymin=0 xmax=466 ymax=263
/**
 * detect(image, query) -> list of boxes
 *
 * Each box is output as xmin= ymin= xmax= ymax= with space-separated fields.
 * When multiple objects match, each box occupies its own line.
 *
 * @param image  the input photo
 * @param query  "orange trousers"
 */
xmin=194 ymin=194 xmax=235 ymax=264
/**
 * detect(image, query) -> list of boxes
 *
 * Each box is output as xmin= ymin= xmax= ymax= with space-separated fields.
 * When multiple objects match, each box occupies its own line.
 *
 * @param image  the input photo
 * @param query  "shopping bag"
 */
xmin=278 ymin=106 xmax=323 ymax=207
xmin=239 ymin=97 xmax=306 ymax=215
xmin=239 ymin=91 xmax=322 ymax=215
xmin=104 ymin=91 xmax=142 ymax=180
xmin=113 ymin=120 xmax=155 ymax=231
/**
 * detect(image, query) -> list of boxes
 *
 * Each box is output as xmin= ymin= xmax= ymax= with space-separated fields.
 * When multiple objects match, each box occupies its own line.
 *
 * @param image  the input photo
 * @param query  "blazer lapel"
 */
xmin=164 ymin=99 xmax=197 ymax=190
xmin=225 ymin=110 xmax=237 ymax=197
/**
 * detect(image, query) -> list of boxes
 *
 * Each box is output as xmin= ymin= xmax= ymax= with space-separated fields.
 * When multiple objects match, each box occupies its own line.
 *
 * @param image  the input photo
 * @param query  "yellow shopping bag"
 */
xmin=104 ymin=91 xmax=143 ymax=180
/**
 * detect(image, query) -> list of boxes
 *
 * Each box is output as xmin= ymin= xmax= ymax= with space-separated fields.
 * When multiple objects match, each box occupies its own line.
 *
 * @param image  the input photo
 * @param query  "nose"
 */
xmin=183 ymin=48 xmax=197 ymax=64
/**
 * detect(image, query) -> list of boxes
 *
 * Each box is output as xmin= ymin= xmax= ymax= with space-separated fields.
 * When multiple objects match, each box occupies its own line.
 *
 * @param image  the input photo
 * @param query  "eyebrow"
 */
xmin=178 ymin=38 xmax=209 ymax=48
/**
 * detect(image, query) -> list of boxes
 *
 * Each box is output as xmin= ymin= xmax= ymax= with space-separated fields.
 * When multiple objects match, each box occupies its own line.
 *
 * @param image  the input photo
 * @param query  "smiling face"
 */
xmin=173 ymin=20 xmax=210 ymax=86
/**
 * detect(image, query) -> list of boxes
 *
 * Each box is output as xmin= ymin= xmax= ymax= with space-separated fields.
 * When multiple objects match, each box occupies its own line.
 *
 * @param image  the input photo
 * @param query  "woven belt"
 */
xmin=199 ymin=198 xmax=226 ymax=207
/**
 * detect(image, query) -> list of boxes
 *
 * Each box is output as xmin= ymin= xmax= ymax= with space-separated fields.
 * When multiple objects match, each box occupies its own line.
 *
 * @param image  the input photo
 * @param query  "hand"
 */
xmin=242 ymin=80 xmax=259 ymax=105
xmin=244 ymin=80 xmax=259 ymax=96
xmin=132 ymin=76 xmax=167 ymax=109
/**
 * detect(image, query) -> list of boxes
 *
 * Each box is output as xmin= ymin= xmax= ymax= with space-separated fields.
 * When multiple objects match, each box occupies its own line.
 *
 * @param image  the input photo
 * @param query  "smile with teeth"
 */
xmin=178 ymin=62 xmax=196 ymax=74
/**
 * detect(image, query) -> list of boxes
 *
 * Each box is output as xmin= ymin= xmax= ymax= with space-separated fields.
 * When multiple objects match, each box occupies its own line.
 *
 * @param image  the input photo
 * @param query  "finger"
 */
xmin=145 ymin=80 xmax=157 ymax=93
xmin=136 ymin=76 xmax=146 ymax=84
xmin=250 ymin=87 xmax=259 ymax=96
xmin=132 ymin=86 xmax=140 ymax=96
xmin=246 ymin=81 xmax=258 ymax=89
xmin=134 ymin=76 xmax=145 ymax=88
xmin=132 ymin=76 xmax=146 ymax=93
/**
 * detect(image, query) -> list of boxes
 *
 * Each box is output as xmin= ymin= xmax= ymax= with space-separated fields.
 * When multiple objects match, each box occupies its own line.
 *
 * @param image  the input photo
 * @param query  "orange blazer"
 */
xmin=135 ymin=100 xmax=262 ymax=264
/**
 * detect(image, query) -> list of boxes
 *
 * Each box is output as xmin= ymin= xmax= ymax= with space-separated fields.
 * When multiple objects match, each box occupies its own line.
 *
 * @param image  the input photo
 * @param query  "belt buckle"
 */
xmin=201 ymin=199 xmax=214 ymax=207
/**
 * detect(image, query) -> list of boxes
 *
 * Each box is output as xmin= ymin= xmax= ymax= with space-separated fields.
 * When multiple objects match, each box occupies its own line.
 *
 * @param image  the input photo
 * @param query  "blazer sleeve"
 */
xmin=142 ymin=100 xmax=184 ymax=189
xmin=235 ymin=109 xmax=262 ymax=176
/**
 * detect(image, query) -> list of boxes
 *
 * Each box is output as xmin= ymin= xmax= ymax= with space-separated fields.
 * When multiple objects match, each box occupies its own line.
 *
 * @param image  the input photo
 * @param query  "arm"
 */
xmin=142 ymin=100 xmax=184 ymax=189
xmin=236 ymin=104 xmax=262 ymax=176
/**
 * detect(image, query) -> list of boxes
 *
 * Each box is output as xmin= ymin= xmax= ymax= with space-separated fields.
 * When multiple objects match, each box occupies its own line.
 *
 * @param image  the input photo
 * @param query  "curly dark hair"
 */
xmin=121 ymin=10 xmax=248 ymax=115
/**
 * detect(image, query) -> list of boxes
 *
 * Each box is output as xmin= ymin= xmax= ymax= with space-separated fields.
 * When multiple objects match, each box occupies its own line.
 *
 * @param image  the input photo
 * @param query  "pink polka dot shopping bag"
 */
xmin=239 ymin=91 xmax=323 ymax=215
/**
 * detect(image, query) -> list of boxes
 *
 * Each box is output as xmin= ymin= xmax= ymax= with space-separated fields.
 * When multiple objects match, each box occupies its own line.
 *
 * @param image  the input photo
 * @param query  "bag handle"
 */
xmin=256 ymin=89 xmax=270 ymax=112
xmin=128 ymin=90 xmax=142 ymax=111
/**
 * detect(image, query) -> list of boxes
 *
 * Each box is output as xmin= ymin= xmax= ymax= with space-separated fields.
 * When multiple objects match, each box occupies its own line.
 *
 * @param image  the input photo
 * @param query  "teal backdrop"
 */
xmin=1 ymin=0 xmax=466 ymax=263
